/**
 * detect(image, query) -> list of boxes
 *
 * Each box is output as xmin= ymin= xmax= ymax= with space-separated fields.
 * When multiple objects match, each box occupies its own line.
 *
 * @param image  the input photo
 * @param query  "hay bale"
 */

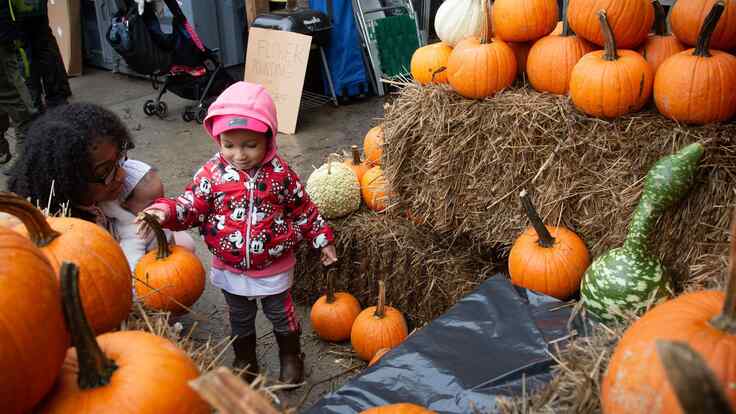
xmin=293 ymin=209 xmax=496 ymax=324
xmin=383 ymin=84 xmax=736 ymax=289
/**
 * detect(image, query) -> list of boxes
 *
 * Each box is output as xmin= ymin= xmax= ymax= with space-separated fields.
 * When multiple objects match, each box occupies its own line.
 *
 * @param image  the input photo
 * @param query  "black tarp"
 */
xmin=305 ymin=275 xmax=574 ymax=413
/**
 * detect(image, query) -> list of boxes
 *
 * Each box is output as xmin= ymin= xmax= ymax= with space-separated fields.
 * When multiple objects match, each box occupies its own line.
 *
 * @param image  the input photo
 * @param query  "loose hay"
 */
xmin=293 ymin=209 xmax=497 ymax=324
xmin=383 ymin=83 xmax=736 ymax=291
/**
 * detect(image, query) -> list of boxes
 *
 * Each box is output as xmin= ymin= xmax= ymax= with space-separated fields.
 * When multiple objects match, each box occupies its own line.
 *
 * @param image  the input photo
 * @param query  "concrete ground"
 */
xmin=3 ymin=67 xmax=383 ymax=411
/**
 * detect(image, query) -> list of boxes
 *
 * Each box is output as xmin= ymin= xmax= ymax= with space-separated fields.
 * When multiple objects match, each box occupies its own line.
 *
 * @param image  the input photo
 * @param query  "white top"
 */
xmin=210 ymin=267 xmax=294 ymax=298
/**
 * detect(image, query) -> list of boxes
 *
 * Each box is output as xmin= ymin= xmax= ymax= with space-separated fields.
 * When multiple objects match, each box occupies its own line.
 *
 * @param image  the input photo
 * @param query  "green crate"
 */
xmin=372 ymin=14 xmax=419 ymax=78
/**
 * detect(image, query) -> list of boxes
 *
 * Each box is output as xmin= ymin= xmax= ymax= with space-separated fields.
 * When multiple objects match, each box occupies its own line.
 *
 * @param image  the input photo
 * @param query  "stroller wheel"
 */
xmin=143 ymin=100 xmax=157 ymax=116
xmin=156 ymin=102 xmax=168 ymax=119
xmin=182 ymin=111 xmax=193 ymax=122
xmin=195 ymin=107 xmax=207 ymax=124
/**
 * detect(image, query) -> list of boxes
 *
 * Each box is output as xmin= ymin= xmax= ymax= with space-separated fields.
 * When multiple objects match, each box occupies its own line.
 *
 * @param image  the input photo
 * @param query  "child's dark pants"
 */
xmin=222 ymin=288 xmax=300 ymax=338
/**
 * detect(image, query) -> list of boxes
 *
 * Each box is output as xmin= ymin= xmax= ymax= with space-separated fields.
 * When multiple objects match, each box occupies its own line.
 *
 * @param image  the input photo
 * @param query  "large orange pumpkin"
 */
xmin=569 ymin=11 xmax=653 ymax=118
xmin=38 ymin=263 xmax=210 ymax=414
xmin=507 ymin=41 xmax=533 ymax=76
xmin=671 ymin=0 xmax=736 ymax=50
xmin=0 ymin=227 xmax=68 ymax=414
xmin=0 ymin=192 xmax=132 ymax=334
xmin=360 ymin=403 xmax=437 ymax=414
xmin=447 ymin=0 xmax=517 ymax=99
xmin=601 ymin=208 xmax=736 ymax=414
xmin=492 ymin=0 xmax=558 ymax=42
xmin=361 ymin=166 xmax=393 ymax=212
xmin=410 ymin=42 xmax=453 ymax=84
xmin=310 ymin=271 xmax=362 ymax=342
xmin=508 ymin=190 xmax=590 ymax=300
xmin=654 ymin=1 xmax=736 ymax=125
xmin=135 ymin=213 xmax=206 ymax=314
xmin=345 ymin=145 xmax=370 ymax=182
xmin=640 ymin=0 xmax=686 ymax=74
xmin=527 ymin=0 xmax=594 ymax=94
xmin=351 ymin=280 xmax=408 ymax=361
xmin=567 ymin=0 xmax=654 ymax=49
xmin=364 ymin=125 xmax=384 ymax=166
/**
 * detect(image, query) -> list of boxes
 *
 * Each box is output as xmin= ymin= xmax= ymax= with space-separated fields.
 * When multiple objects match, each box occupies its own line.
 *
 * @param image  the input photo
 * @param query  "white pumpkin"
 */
xmin=306 ymin=157 xmax=361 ymax=220
xmin=434 ymin=0 xmax=487 ymax=46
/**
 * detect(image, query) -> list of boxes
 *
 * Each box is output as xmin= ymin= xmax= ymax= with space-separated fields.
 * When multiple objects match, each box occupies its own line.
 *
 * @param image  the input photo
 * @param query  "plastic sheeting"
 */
xmin=306 ymin=275 xmax=574 ymax=413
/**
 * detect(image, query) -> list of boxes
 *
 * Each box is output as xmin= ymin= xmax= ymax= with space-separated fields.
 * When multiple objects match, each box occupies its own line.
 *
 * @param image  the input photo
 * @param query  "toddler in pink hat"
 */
xmin=137 ymin=81 xmax=337 ymax=386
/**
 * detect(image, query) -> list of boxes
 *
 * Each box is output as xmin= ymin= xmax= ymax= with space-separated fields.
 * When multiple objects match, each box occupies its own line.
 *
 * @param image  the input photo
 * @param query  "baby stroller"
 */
xmin=106 ymin=0 xmax=235 ymax=123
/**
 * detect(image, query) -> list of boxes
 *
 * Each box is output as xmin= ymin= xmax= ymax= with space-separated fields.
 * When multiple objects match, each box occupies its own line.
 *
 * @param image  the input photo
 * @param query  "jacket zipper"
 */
xmin=243 ymin=167 xmax=262 ymax=268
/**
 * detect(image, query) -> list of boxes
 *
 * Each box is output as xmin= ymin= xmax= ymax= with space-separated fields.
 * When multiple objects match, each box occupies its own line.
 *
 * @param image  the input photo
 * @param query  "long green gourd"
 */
xmin=581 ymin=143 xmax=704 ymax=323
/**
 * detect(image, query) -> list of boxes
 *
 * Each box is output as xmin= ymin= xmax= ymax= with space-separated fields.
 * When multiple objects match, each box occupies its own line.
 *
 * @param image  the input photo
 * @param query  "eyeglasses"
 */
xmin=87 ymin=151 xmax=128 ymax=185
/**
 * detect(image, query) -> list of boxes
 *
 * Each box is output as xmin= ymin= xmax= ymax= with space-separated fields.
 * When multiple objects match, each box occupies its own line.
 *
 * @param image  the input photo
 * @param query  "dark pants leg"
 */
xmin=222 ymin=290 xmax=258 ymax=338
xmin=23 ymin=21 xmax=71 ymax=110
xmin=261 ymin=289 xmax=301 ymax=335
xmin=0 ymin=42 xmax=37 ymax=158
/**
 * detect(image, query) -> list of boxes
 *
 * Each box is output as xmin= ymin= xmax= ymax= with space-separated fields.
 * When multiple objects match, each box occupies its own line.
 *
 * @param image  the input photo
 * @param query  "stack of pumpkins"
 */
xmin=412 ymin=0 xmax=736 ymax=125
xmin=307 ymin=124 xmax=393 ymax=217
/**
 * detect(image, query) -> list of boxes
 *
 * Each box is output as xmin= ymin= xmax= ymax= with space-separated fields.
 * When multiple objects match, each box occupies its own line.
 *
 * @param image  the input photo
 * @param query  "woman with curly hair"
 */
xmin=6 ymin=102 xmax=133 ymax=224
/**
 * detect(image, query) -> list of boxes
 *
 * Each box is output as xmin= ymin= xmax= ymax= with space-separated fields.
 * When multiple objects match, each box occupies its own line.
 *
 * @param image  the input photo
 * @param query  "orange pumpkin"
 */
xmin=552 ymin=21 xmax=563 ymax=35
xmin=447 ymin=0 xmax=517 ymax=99
xmin=0 ymin=192 xmax=131 ymax=334
xmin=507 ymin=41 xmax=533 ymax=76
xmin=351 ymin=280 xmax=408 ymax=361
xmin=569 ymin=11 xmax=653 ymax=118
xmin=361 ymin=166 xmax=393 ymax=212
xmin=492 ymin=0 xmax=558 ymax=42
xmin=310 ymin=272 xmax=362 ymax=342
xmin=360 ymin=403 xmax=437 ymax=414
xmin=0 ymin=227 xmax=68 ymax=414
xmin=601 ymin=208 xmax=736 ymax=413
xmin=508 ymin=190 xmax=590 ymax=300
xmin=364 ymin=125 xmax=384 ymax=166
xmin=344 ymin=145 xmax=370 ymax=182
xmin=368 ymin=347 xmax=391 ymax=367
xmin=134 ymin=214 xmax=206 ymax=314
xmin=527 ymin=1 xmax=594 ymax=94
xmin=410 ymin=42 xmax=453 ymax=84
xmin=654 ymin=1 xmax=736 ymax=125
xmin=671 ymin=0 xmax=736 ymax=50
xmin=640 ymin=0 xmax=685 ymax=74
xmin=567 ymin=0 xmax=654 ymax=49
xmin=38 ymin=263 xmax=210 ymax=414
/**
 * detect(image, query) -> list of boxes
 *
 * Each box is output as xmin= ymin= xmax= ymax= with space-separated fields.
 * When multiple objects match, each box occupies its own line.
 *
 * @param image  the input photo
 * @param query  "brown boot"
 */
xmin=232 ymin=334 xmax=259 ymax=383
xmin=275 ymin=331 xmax=305 ymax=385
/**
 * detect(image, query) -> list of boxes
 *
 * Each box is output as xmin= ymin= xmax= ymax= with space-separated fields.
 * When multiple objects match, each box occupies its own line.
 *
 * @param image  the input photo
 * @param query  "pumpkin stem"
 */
xmin=710 ymin=209 xmax=736 ymax=333
xmin=0 ymin=192 xmax=61 ymax=247
xmin=431 ymin=66 xmax=447 ymax=82
xmin=519 ymin=190 xmax=555 ymax=248
xmin=694 ymin=1 xmax=725 ymax=58
xmin=350 ymin=145 xmax=362 ymax=166
xmin=326 ymin=270 xmax=336 ymax=304
xmin=374 ymin=279 xmax=386 ymax=318
xmin=140 ymin=212 xmax=171 ymax=260
xmin=60 ymin=262 xmax=118 ymax=389
xmin=656 ymin=340 xmax=733 ymax=414
xmin=561 ymin=0 xmax=573 ymax=36
xmin=598 ymin=10 xmax=618 ymax=61
xmin=480 ymin=0 xmax=490 ymax=44
xmin=652 ymin=1 xmax=668 ymax=36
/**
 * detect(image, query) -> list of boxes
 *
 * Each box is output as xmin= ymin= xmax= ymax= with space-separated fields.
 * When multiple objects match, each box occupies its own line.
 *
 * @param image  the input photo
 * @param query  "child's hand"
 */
xmin=320 ymin=245 xmax=337 ymax=266
xmin=134 ymin=208 xmax=167 ymax=239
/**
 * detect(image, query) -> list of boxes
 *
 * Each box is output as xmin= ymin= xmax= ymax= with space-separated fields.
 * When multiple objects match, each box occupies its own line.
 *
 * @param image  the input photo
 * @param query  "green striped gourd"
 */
xmin=581 ymin=143 xmax=704 ymax=323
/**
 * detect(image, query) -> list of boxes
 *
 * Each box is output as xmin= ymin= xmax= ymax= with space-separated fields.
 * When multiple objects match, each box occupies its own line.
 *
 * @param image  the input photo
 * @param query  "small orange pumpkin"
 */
xmin=508 ymin=190 xmax=590 ymax=300
xmin=569 ymin=10 xmax=653 ymax=118
xmin=310 ymin=271 xmax=362 ymax=342
xmin=135 ymin=213 xmax=206 ymax=315
xmin=568 ymin=0 xmax=653 ymax=48
xmin=0 ymin=192 xmax=131 ymax=334
xmin=671 ymin=0 xmax=736 ymax=50
xmin=361 ymin=166 xmax=393 ymax=212
xmin=447 ymin=0 xmax=517 ymax=99
xmin=351 ymin=280 xmax=408 ymax=361
xmin=654 ymin=1 xmax=736 ymax=125
xmin=492 ymin=0 xmax=558 ymax=42
xmin=364 ymin=125 xmax=384 ymax=166
xmin=507 ymin=41 xmax=533 ymax=76
xmin=368 ymin=347 xmax=391 ymax=367
xmin=360 ymin=403 xmax=437 ymax=414
xmin=527 ymin=0 xmax=594 ymax=94
xmin=0 ymin=227 xmax=68 ymax=414
xmin=640 ymin=0 xmax=686 ymax=74
xmin=345 ymin=145 xmax=370 ymax=182
xmin=38 ymin=263 xmax=210 ymax=414
xmin=410 ymin=42 xmax=453 ymax=84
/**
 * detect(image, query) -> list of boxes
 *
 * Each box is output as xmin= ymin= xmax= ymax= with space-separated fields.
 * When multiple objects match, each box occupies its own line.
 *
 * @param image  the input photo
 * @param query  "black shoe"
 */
xmin=274 ymin=331 xmax=305 ymax=385
xmin=232 ymin=334 xmax=259 ymax=383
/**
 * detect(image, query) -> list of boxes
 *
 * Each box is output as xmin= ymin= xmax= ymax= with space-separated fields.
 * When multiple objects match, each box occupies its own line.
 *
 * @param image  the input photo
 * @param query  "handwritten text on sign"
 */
xmin=245 ymin=28 xmax=312 ymax=135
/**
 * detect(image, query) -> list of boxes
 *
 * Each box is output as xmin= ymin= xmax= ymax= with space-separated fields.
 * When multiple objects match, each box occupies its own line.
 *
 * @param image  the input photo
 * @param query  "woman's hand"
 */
xmin=134 ymin=208 xmax=167 ymax=239
xmin=320 ymin=244 xmax=338 ymax=266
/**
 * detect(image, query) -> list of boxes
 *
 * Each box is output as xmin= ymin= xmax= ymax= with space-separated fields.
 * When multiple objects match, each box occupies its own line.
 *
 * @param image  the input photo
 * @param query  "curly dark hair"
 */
xmin=7 ymin=103 xmax=133 ymax=215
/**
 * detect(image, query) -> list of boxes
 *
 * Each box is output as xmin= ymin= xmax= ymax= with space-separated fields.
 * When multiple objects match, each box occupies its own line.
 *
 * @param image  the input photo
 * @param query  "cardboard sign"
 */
xmin=244 ymin=28 xmax=312 ymax=135
xmin=48 ymin=0 xmax=82 ymax=77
